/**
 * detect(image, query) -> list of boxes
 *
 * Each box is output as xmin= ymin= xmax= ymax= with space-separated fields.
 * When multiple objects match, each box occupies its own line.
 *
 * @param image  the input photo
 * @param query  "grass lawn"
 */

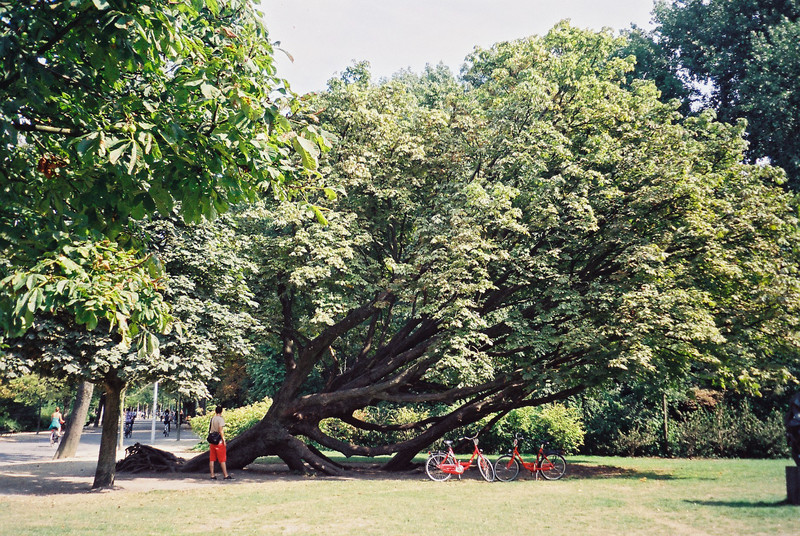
xmin=0 ymin=455 xmax=796 ymax=535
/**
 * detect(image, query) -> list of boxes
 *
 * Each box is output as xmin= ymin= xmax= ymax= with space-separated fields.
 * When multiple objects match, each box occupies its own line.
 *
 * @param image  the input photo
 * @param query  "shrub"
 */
xmin=670 ymin=401 xmax=789 ymax=458
xmin=320 ymin=403 xmax=438 ymax=448
xmin=0 ymin=415 xmax=22 ymax=433
xmin=190 ymin=397 xmax=272 ymax=446
xmin=482 ymin=403 xmax=585 ymax=454
xmin=612 ymin=425 xmax=659 ymax=457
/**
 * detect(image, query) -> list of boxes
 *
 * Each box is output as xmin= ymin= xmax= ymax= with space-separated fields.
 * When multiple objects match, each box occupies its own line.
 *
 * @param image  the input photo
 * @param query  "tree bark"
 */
xmin=54 ymin=381 xmax=94 ymax=459
xmin=92 ymin=377 xmax=124 ymax=489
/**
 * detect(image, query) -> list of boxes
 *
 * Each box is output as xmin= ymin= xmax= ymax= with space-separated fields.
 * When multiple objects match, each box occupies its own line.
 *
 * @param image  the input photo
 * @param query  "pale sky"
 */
xmin=259 ymin=0 xmax=657 ymax=94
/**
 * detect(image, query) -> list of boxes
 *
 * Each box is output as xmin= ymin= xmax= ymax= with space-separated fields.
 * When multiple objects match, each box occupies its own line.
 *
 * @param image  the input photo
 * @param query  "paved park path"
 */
xmin=0 ymin=421 xmax=208 ymax=494
xmin=0 ymin=420 xmax=200 ymax=464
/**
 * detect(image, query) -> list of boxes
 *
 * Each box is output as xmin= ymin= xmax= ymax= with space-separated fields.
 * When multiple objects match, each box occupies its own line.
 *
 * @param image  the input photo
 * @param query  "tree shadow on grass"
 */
xmin=245 ymin=460 xmax=677 ymax=482
xmin=0 ymin=458 xmax=683 ymax=495
xmin=564 ymin=463 xmax=675 ymax=481
xmin=0 ymin=461 xmax=96 ymax=495
xmin=686 ymin=499 xmax=794 ymax=508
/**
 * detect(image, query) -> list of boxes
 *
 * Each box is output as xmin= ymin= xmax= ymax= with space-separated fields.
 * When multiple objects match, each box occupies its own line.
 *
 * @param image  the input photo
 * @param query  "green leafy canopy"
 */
xmin=0 ymin=0 xmax=329 ymax=388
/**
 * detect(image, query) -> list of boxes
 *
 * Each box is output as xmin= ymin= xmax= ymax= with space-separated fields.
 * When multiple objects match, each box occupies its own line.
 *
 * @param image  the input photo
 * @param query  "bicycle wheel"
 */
xmin=539 ymin=454 xmax=566 ymax=480
xmin=494 ymin=454 xmax=520 ymax=482
xmin=425 ymin=452 xmax=452 ymax=482
xmin=478 ymin=454 xmax=495 ymax=482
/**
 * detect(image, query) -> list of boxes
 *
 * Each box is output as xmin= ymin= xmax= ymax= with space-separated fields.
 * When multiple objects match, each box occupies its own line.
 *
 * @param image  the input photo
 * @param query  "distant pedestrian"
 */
xmin=48 ymin=407 xmax=65 ymax=444
xmin=163 ymin=409 xmax=171 ymax=433
xmin=124 ymin=408 xmax=136 ymax=437
xmin=49 ymin=407 xmax=65 ymax=432
xmin=209 ymin=406 xmax=232 ymax=480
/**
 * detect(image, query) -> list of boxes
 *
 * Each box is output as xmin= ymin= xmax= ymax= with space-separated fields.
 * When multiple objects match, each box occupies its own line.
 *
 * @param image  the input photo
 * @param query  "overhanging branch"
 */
xmin=12 ymin=121 xmax=83 ymax=137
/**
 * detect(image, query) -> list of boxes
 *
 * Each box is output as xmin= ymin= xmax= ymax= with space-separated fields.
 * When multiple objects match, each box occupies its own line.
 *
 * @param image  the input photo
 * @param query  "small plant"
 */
xmin=612 ymin=426 xmax=658 ymax=457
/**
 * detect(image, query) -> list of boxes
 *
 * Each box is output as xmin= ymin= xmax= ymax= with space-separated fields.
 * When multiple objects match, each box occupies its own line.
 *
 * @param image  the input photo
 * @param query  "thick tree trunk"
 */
xmin=180 ymin=417 xmax=346 ymax=476
xmin=92 ymin=377 xmax=124 ymax=489
xmin=54 ymin=381 xmax=94 ymax=459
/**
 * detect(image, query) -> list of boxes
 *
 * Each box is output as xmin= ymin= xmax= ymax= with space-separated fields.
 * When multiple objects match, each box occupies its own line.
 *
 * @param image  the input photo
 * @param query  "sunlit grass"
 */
xmin=0 ymin=456 xmax=796 ymax=535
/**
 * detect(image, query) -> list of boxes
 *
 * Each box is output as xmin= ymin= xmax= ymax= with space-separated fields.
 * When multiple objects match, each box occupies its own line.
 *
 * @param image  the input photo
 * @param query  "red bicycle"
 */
xmin=494 ymin=434 xmax=567 ymax=481
xmin=425 ymin=434 xmax=495 ymax=482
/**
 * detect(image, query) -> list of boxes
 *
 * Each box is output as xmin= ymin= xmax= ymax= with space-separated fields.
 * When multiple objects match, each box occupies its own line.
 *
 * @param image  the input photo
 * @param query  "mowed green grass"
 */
xmin=0 ymin=456 xmax=796 ymax=536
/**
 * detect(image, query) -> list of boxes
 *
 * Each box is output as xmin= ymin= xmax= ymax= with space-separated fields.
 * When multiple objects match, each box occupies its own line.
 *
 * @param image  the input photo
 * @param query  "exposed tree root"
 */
xmin=116 ymin=443 xmax=185 ymax=473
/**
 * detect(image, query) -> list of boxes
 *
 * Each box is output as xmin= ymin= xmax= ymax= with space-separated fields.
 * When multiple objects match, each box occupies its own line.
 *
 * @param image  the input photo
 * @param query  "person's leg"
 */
xmin=218 ymin=443 xmax=231 ymax=479
xmin=209 ymin=445 xmax=218 ymax=479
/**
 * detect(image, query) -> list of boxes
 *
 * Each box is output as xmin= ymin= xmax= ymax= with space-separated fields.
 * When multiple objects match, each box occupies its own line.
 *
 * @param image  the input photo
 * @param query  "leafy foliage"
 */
xmin=0 ymin=239 xmax=178 ymax=381
xmin=195 ymin=23 xmax=800 ymax=474
xmin=0 ymin=0 xmax=324 ymax=487
xmin=0 ymin=0 xmax=321 ymax=245
xmin=651 ymin=0 xmax=800 ymax=185
xmin=0 ymin=0 xmax=326 ymax=368
xmin=482 ymin=404 xmax=586 ymax=454
xmin=189 ymin=396 xmax=272 ymax=446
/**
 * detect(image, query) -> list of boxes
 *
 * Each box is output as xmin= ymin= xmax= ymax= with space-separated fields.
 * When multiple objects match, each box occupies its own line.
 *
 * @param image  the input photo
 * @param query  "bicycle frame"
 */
xmin=438 ymin=441 xmax=482 ymax=475
xmin=426 ymin=435 xmax=495 ymax=481
xmin=509 ymin=441 xmax=557 ymax=475
xmin=496 ymin=435 xmax=566 ymax=481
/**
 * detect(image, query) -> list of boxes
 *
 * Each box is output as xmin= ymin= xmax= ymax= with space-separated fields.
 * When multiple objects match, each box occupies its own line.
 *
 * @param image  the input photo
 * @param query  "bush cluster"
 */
xmin=668 ymin=402 xmax=788 ymax=458
xmin=190 ymin=397 xmax=272 ymax=446
xmin=478 ymin=404 xmax=586 ymax=454
xmin=187 ymin=392 xmax=788 ymax=460
xmin=320 ymin=402 xmax=585 ymax=455
xmin=584 ymin=389 xmax=790 ymax=459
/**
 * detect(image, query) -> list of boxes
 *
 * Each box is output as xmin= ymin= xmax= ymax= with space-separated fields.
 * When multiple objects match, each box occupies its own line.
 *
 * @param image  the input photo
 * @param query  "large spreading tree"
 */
xmin=179 ymin=23 xmax=800 ymax=474
xmin=0 ymin=0 xmax=321 ymax=487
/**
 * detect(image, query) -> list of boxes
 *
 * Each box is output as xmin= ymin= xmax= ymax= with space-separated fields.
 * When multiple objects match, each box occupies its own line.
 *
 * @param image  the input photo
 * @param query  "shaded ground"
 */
xmin=1 ymin=427 xmax=658 ymax=495
xmin=0 ymin=454 xmax=643 ymax=496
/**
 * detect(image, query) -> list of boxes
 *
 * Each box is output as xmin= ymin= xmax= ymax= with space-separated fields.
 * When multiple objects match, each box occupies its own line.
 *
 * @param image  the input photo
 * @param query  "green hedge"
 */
xmin=600 ymin=399 xmax=790 ymax=458
xmin=190 ymin=397 xmax=272 ymax=447
xmin=320 ymin=404 xmax=438 ymax=447
xmin=477 ymin=404 xmax=586 ymax=454
xmin=319 ymin=402 xmax=585 ymax=455
xmin=669 ymin=401 xmax=788 ymax=458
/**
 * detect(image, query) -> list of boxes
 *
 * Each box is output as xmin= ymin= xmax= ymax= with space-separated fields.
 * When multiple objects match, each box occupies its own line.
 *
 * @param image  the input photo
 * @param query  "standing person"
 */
xmin=163 ymin=408 xmax=171 ymax=434
xmin=209 ymin=406 xmax=232 ymax=480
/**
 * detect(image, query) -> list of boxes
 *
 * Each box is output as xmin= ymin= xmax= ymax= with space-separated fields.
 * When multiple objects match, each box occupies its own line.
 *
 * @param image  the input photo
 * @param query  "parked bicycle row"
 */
xmin=425 ymin=433 xmax=567 ymax=482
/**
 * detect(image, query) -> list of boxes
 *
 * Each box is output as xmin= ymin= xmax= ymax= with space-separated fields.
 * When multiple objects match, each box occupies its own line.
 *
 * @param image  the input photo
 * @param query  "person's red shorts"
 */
xmin=209 ymin=442 xmax=226 ymax=463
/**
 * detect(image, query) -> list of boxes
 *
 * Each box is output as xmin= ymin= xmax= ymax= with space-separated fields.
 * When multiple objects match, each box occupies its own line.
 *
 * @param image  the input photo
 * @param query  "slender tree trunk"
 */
xmin=54 ymin=381 xmax=94 ymax=459
xmin=92 ymin=377 xmax=124 ymax=489
xmin=35 ymin=398 xmax=41 ymax=434
xmin=662 ymin=392 xmax=669 ymax=457
xmin=93 ymin=392 xmax=105 ymax=427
